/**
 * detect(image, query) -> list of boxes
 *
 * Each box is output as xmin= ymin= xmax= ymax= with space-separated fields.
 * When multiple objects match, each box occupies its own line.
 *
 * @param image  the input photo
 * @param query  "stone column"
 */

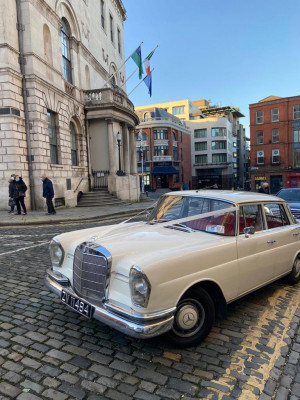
xmin=129 ymin=127 xmax=137 ymax=174
xmin=122 ymin=123 xmax=130 ymax=175
xmin=107 ymin=119 xmax=115 ymax=174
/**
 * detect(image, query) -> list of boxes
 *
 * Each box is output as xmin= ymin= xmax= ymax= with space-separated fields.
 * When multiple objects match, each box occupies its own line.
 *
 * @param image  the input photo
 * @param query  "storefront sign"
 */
xmin=254 ymin=176 xmax=266 ymax=181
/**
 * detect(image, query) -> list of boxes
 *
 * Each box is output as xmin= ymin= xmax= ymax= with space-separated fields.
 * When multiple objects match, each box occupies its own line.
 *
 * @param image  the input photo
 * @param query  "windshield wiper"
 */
xmin=164 ymin=223 xmax=195 ymax=233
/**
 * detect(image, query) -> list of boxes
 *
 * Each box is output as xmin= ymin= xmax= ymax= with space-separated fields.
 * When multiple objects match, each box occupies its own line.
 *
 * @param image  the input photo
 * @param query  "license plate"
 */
xmin=61 ymin=290 xmax=94 ymax=319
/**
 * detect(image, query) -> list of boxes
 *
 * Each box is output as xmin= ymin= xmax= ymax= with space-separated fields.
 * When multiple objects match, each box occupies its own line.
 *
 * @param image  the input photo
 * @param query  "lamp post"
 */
xmin=116 ymin=131 xmax=123 ymax=176
xmin=138 ymin=130 xmax=145 ymax=193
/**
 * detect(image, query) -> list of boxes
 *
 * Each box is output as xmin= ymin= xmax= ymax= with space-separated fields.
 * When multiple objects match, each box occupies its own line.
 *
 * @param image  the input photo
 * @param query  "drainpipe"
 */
xmin=16 ymin=0 xmax=36 ymax=209
xmin=84 ymin=109 xmax=91 ymax=191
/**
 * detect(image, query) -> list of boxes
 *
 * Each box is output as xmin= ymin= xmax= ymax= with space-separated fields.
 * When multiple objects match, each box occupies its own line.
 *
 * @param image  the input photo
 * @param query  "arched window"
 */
xmin=43 ymin=24 xmax=53 ymax=65
xmin=144 ymin=112 xmax=150 ymax=120
xmin=172 ymin=131 xmax=177 ymax=142
xmin=61 ymin=18 xmax=72 ymax=83
xmin=70 ymin=122 xmax=78 ymax=166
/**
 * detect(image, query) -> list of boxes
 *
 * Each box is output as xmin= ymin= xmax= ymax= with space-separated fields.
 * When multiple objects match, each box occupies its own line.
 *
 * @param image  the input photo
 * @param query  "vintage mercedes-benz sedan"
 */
xmin=45 ymin=191 xmax=300 ymax=347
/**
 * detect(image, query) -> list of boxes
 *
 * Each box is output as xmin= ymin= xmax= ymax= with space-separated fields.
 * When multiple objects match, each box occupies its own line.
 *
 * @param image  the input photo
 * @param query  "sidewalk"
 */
xmin=0 ymin=200 xmax=156 ymax=226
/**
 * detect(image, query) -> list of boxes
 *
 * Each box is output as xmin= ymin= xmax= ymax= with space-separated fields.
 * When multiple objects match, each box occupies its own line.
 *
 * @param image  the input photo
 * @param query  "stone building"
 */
xmin=0 ymin=0 xmax=139 ymax=210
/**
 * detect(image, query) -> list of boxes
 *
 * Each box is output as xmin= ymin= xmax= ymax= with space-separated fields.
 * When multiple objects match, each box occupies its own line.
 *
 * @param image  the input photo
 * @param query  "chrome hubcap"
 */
xmin=176 ymin=305 xmax=199 ymax=330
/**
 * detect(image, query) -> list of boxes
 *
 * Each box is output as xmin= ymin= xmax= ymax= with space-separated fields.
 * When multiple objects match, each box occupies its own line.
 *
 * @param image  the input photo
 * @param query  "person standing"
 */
xmin=13 ymin=175 xmax=27 ymax=215
xmin=41 ymin=175 xmax=56 ymax=215
xmin=8 ymin=175 xmax=15 ymax=213
xmin=258 ymin=182 xmax=270 ymax=194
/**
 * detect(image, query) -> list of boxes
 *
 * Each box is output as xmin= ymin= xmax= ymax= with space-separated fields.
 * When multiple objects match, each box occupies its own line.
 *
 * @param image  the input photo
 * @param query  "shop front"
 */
xmin=254 ymin=175 xmax=267 ymax=192
xmin=151 ymin=163 xmax=179 ymax=190
xmin=286 ymin=172 xmax=300 ymax=188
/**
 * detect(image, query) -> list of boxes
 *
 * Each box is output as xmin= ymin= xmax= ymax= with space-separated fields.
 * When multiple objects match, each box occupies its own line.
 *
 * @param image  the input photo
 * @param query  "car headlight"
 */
xmin=49 ymin=238 xmax=64 ymax=268
xmin=129 ymin=266 xmax=151 ymax=307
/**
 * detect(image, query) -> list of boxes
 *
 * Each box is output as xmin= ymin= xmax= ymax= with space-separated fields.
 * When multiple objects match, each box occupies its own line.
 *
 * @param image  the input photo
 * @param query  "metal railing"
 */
xmin=92 ymin=170 xmax=109 ymax=189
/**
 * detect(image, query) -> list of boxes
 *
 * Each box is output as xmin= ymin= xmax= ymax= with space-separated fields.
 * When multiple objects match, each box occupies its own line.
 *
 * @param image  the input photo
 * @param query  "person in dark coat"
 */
xmin=13 ymin=175 xmax=27 ymax=215
xmin=258 ymin=182 xmax=269 ymax=194
xmin=41 ymin=175 xmax=56 ymax=215
xmin=8 ymin=175 xmax=15 ymax=213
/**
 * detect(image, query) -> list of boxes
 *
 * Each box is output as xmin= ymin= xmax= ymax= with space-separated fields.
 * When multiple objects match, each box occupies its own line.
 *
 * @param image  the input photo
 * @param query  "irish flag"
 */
xmin=143 ymin=50 xmax=155 ymax=76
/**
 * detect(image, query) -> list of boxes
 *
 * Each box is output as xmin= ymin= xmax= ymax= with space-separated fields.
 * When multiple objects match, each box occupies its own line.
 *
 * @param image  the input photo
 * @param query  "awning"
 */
xmin=152 ymin=166 xmax=179 ymax=175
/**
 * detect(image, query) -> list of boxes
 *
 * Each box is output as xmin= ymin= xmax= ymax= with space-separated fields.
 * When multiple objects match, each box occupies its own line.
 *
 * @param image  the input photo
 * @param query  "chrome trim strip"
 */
xmin=45 ymin=272 xmax=174 ymax=339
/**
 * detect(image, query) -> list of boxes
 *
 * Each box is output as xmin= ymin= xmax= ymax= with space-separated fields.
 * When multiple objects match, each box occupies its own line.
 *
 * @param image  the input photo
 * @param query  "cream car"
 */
xmin=45 ymin=191 xmax=300 ymax=347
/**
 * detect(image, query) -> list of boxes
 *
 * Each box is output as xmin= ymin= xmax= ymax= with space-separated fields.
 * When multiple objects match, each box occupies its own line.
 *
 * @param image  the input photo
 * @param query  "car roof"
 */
xmin=165 ymin=190 xmax=285 ymax=205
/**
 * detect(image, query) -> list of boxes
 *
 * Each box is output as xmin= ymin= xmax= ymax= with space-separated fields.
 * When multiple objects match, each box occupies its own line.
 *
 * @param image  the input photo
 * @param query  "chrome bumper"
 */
xmin=45 ymin=269 xmax=175 ymax=339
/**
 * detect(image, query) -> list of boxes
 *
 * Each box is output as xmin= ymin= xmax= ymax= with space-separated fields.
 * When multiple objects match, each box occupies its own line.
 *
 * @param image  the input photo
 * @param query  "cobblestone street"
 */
xmin=0 ymin=220 xmax=299 ymax=400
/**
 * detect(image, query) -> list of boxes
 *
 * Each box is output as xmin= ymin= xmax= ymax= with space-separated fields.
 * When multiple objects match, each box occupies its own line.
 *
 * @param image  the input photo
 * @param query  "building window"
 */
xmin=211 ymin=141 xmax=226 ymax=150
xmin=70 ymin=122 xmax=78 ymax=166
xmin=256 ymin=130 xmax=264 ymax=144
xmin=194 ymin=129 xmax=207 ymax=138
xmin=117 ymin=28 xmax=121 ymax=54
xmin=211 ymin=127 xmax=226 ymax=137
xmin=256 ymin=110 xmax=263 ymax=124
xmin=212 ymin=154 xmax=227 ymax=163
xmin=154 ymin=145 xmax=168 ymax=156
xmin=144 ymin=112 xmax=150 ymax=120
xmin=61 ymin=18 xmax=72 ymax=83
xmin=195 ymin=142 xmax=207 ymax=151
xmin=195 ymin=154 xmax=207 ymax=164
xmin=100 ymin=0 xmax=105 ymax=29
xmin=153 ymin=129 xmax=168 ymax=140
xmin=47 ymin=110 xmax=58 ymax=164
xmin=173 ymin=146 xmax=178 ymax=160
xmin=271 ymin=108 xmax=279 ymax=122
xmin=172 ymin=132 xmax=177 ymax=142
xmin=233 ymin=152 xmax=237 ymax=158
xmin=233 ymin=142 xmax=237 ymax=147
xmin=110 ymin=14 xmax=114 ymax=42
xmin=172 ymin=106 xmax=185 ymax=115
xmin=180 ymin=148 xmax=183 ymax=161
xmin=293 ymin=126 xmax=300 ymax=143
xmin=293 ymin=105 xmax=300 ymax=120
xmin=272 ymin=128 xmax=279 ymax=143
xmin=257 ymin=150 xmax=264 ymax=164
xmin=272 ymin=149 xmax=280 ymax=164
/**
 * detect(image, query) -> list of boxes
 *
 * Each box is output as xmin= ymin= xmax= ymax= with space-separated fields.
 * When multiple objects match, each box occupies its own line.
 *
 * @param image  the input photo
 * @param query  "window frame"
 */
xmin=257 ymin=150 xmax=264 ymax=164
xmin=211 ymin=127 xmax=227 ymax=137
xmin=293 ymin=105 xmax=300 ymax=120
xmin=61 ymin=18 xmax=72 ymax=84
xmin=195 ymin=154 xmax=207 ymax=164
xmin=195 ymin=141 xmax=207 ymax=151
xmin=109 ymin=14 xmax=114 ymax=43
xmin=70 ymin=121 xmax=78 ymax=166
xmin=256 ymin=110 xmax=264 ymax=124
xmin=194 ymin=129 xmax=207 ymax=138
xmin=47 ymin=110 xmax=59 ymax=165
xmin=272 ymin=128 xmax=279 ymax=143
xmin=271 ymin=108 xmax=279 ymax=122
xmin=256 ymin=130 xmax=264 ymax=144
xmin=272 ymin=149 xmax=280 ymax=164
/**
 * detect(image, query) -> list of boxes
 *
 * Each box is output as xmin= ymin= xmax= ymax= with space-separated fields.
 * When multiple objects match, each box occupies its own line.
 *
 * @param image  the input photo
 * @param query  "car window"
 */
xmin=239 ymin=204 xmax=264 ymax=234
xmin=187 ymin=198 xmax=210 ymax=216
xmin=211 ymin=200 xmax=231 ymax=211
xmin=264 ymin=203 xmax=290 ymax=229
xmin=185 ymin=211 xmax=236 ymax=236
xmin=277 ymin=189 xmax=300 ymax=202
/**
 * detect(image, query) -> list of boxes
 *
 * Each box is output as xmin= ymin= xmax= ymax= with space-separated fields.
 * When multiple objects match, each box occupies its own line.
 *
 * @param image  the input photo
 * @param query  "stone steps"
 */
xmin=77 ymin=190 xmax=128 ymax=207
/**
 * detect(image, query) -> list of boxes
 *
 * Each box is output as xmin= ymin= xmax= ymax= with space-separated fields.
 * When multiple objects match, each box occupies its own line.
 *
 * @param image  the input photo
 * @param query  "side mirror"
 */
xmin=244 ymin=226 xmax=255 ymax=237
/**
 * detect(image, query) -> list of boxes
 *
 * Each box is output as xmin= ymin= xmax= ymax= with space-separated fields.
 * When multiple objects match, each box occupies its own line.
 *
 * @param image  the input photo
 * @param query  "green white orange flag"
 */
xmin=143 ymin=49 xmax=155 ymax=76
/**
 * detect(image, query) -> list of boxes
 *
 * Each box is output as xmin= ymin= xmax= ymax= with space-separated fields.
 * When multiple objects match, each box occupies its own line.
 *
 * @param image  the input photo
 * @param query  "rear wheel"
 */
xmin=287 ymin=256 xmax=300 ymax=285
xmin=165 ymin=287 xmax=215 ymax=348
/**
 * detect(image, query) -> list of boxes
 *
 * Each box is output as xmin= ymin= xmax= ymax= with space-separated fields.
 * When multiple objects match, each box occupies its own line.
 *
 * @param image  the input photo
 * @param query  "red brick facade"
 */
xmin=135 ymin=126 xmax=191 ymax=191
xmin=249 ymin=95 xmax=300 ymax=193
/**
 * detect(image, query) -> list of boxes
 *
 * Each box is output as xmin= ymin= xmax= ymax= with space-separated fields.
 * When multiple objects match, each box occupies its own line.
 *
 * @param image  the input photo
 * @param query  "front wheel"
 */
xmin=165 ymin=287 xmax=215 ymax=348
xmin=287 ymin=256 xmax=300 ymax=285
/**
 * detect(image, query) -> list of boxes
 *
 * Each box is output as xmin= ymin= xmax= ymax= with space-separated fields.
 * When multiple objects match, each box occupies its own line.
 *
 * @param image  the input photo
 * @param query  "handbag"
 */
xmin=18 ymin=192 xmax=25 ymax=197
xmin=8 ymin=198 xmax=15 ymax=207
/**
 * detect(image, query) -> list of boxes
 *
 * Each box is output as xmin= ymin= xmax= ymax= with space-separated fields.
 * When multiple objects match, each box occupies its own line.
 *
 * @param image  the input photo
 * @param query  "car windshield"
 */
xmin=277 ymin=189 xmax=300 ymax=202
xmin=148 ymin=195 xmax=233 ymax=223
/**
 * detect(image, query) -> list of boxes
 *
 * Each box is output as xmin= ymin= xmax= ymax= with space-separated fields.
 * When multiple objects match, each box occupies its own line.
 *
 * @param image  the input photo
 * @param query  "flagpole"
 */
xmin=103 ymin=41 xmax=143 ymax=88
xmin=120 ymin=45 xmax=158 ymax=89
xmin=127 ymin=68 xmax=154 ymax=97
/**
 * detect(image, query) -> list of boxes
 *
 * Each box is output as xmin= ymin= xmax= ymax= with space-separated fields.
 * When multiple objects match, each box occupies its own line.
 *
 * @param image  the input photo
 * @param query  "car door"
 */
xmin=237 ymin=203 xmax=275 ymax=296
xmin=263 ymin=202 xmax=299 ymax=277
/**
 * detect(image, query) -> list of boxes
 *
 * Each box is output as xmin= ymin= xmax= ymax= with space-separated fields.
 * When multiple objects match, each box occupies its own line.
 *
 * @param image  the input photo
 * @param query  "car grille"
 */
xmin=290 ymin=208 xmax=300 ymax=220
xmin=73 ymin=243 xmax=111 ymax=306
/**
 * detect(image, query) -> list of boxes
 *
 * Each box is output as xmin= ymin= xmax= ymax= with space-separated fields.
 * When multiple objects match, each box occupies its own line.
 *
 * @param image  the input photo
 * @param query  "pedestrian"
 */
xmin=258 ymin=182 xmax=269 ymax=194
xmin=8 ymin=175 xmax=16 ymax=214
xmin=41 ymin=175 xmax=56 ymax=215
xmin=13 ymin=175 xmax=27 ymax=215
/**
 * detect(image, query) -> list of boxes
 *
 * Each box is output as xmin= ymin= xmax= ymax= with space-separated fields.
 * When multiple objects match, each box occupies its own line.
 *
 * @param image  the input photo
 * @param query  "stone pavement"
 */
xmin=0 ymin=200 xmax=156 ymax=227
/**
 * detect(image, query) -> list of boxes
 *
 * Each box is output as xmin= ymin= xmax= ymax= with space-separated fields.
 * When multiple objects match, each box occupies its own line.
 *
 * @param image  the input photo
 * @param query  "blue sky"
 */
xmin=123 ymin=0 xmax=300 ymax=135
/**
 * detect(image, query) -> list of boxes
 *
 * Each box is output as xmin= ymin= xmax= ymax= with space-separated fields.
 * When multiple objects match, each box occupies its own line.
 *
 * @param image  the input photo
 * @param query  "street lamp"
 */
xmin=138 ymin=130 xmax=145 ymax=193
xmin=116 ymin=131 xmax=124 ymax=176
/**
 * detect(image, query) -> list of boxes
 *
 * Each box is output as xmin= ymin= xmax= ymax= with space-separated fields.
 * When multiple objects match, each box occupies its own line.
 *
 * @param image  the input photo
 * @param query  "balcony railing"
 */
xmin=139 ymin=116 xmax=187 ymax=128
xmin=84 ymin=86 xmax=134 ymax=113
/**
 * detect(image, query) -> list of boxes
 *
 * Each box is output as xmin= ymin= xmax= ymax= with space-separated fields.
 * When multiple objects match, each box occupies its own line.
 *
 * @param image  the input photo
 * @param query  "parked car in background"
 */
xmin=45 ymin=191 xmax=300 ymax=347
xmin=276 ymin=188 xmax=300 ymax=220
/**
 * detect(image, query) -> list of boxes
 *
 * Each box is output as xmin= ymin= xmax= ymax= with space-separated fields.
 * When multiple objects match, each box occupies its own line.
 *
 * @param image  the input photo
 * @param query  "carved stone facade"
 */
xmin=0 ymin=0 xmax=139 ymax=210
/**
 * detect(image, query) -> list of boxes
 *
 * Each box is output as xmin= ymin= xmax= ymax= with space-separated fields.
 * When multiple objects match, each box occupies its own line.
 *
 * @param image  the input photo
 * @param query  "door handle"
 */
xmin=293 ymin=232 xmax=300 ymax=236
xmin=267 ymin=240 xmax=276 ymax=244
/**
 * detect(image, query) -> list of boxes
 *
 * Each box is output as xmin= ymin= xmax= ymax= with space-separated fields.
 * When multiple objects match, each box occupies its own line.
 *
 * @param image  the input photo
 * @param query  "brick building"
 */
xmin=135 ymin=108 xmax=191 ymax=191
xmin=249 ymin=95 xmax=300 ymax=193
